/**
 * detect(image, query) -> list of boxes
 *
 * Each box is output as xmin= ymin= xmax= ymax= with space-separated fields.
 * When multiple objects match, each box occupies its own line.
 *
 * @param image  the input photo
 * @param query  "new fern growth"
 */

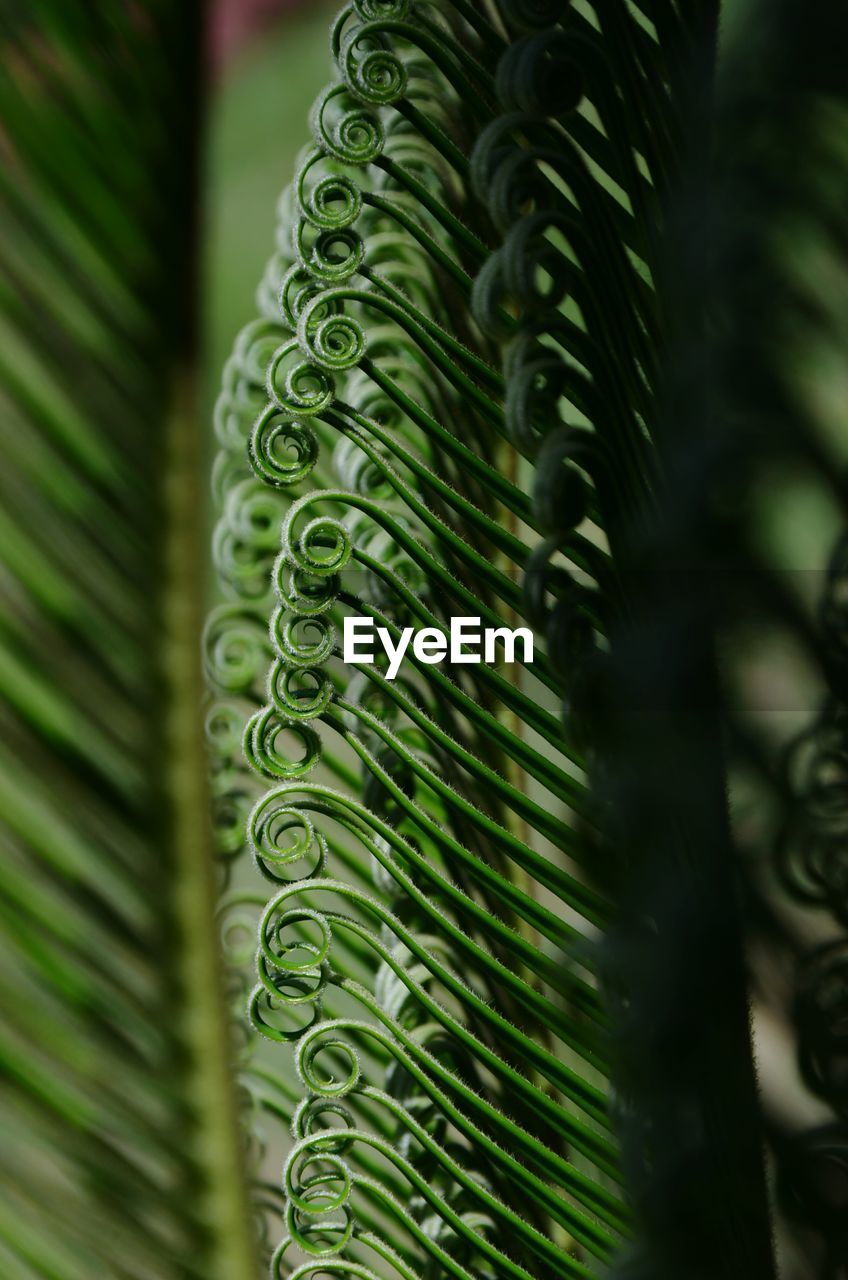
xmin=205 ymin=2 xmax=744 ymax=1277
xmin=3 ymin=2 xmax=848 ymax=1279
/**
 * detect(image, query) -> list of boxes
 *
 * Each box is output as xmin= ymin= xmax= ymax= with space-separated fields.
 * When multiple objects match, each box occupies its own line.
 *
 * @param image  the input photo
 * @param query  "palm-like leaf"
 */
xmin=0 ymin=5 xmax=255 ymax=1278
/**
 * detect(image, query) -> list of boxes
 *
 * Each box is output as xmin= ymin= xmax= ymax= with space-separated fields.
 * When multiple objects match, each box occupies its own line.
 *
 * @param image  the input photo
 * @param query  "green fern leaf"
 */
xmin=4 ymin=1 xmax=848 ymax=1278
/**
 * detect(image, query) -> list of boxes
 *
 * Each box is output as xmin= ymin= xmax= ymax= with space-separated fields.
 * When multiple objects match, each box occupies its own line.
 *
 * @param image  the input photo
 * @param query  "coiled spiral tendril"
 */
xmin=313 ymin=86 xmax=385 ymax=166
xmin=250 ymin=406 xmax=319 ymax=489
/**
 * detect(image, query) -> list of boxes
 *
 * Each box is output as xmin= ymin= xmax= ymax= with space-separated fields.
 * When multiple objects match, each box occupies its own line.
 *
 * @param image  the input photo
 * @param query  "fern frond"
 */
xmin=206 ymin=4 xmax=757 ymax=1277
xmin=5 ymin=1 xmax=847 ymax=1278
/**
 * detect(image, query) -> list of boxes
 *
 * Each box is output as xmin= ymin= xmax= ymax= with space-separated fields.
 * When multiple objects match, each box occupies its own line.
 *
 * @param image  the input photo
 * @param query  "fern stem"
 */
xmin=161 ymin=369 xmax=258 ymax=1280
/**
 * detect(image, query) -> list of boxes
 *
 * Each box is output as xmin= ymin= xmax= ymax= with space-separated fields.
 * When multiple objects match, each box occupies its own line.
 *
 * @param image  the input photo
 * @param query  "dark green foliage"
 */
xmin=0 ymin=5 xmax=254 ymax=1278
xmin=2 ymin=2 xmax=847 ymax=1279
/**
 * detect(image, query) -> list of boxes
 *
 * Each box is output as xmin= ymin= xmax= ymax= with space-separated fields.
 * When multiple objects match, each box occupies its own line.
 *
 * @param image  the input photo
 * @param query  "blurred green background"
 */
xmin=202 ymin=0 xmax=338 ymax=423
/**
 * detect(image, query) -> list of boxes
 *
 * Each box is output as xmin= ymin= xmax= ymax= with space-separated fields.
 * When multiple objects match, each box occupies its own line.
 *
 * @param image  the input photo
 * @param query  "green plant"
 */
xmin=2 ymin=2 xmax=847 ymax=1279
xmin=0 ymin=5 xmax=254 ymax=1277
